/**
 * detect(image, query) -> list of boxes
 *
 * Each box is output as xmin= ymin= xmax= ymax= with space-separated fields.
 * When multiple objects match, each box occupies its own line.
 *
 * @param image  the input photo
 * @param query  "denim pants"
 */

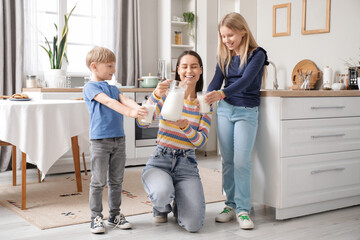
xmin=216 ymin=100 xmax=259 ymax=214
xmin=142 ymin=145 xmax=205 ymax=232
xmin=89 ymin=137 xmax=126 ymax=219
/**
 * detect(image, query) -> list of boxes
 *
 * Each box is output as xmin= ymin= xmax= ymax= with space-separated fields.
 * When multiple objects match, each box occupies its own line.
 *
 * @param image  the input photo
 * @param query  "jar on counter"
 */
xmin=174 ymin=31 xmax=182 ymax=45
xmin=26 ymin=75 xmax=37 ymax=88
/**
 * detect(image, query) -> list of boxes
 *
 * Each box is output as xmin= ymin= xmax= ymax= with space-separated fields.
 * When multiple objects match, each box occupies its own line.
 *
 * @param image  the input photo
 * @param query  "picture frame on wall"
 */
xmin=272 ymin=3 xmax=291 ymax=37
xmin=301 ymin=0 xmax=331 ymax=35
xmin=171 ymin=58 xmax=177 ymax=72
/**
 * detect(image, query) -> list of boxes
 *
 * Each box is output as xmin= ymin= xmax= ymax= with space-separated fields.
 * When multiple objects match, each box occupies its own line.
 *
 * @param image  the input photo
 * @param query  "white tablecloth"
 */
xmin=0 ymin=99 xmax=90 ymax=178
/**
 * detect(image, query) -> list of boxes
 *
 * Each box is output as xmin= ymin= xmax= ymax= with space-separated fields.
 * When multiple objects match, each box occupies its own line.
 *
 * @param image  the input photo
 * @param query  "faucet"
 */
xmin=268 ymin=61 xmax=278 ymax=90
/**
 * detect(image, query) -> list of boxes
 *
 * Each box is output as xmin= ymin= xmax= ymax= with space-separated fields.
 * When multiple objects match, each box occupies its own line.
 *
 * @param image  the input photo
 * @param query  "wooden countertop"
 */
xmin=260 ymin=89 xmax=360 ymax=97
xmin=23 ymin=87 xmax=155 ymax=93
xmin=23 ymin=88 xmax=360 ymax=97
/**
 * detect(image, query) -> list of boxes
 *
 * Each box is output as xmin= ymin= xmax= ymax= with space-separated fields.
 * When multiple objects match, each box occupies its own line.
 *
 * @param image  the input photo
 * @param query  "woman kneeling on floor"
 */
xmin=136 ymin=50 xmax=212 ymax=232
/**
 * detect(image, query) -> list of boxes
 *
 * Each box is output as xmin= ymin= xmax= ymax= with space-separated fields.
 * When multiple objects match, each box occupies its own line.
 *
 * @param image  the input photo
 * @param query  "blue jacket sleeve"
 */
xmin=207 ymin=63 xmax=225 ymax=92
xmin=222 ymin=51 xmax=266 ymax=98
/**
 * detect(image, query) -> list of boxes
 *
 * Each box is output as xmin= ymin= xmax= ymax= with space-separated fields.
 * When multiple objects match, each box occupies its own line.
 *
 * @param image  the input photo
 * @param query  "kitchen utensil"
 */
xmin=138 ymin=73 xmax=160 ymax=88
xmin=158 ymin=59 xmax=166 ymax=81
xmin=291 ymin=59 xmax=322 ymax=90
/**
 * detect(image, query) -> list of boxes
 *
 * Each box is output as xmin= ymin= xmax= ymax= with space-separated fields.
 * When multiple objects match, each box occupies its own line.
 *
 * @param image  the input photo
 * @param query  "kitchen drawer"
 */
xmin=281 ymin=150 xmax=360 ymax=208
xmin=135 ymin=146 xmax=156 ymax=158
xmin=281 ymin=97 xmax=360 ymax=120
xmin=281 ymin=117 xmax=360 ymax=157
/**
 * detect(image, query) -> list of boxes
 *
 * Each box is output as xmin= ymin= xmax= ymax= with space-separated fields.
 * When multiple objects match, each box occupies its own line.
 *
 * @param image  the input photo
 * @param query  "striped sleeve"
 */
xmin=182 ymin=109 xmax=212 ymax=149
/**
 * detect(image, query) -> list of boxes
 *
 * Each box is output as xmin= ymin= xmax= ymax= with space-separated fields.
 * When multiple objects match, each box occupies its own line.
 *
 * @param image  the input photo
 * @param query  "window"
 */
xmin=25 ymin=0 xmax=115 ymax=77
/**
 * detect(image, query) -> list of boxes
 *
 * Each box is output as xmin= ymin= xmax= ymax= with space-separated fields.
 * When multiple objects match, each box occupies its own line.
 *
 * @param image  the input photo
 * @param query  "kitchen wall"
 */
xmin=139 ymin=0 xmax=159 ymax=78
xmin=257 ymin=0 xmax=360 ymax=90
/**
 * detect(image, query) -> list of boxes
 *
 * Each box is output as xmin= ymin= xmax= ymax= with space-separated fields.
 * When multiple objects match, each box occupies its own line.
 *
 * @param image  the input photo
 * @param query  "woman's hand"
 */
xmin=154 ymin=79 xmax=172 ymax=98
xmin=167 ymin=119 xmax=189 ymax=130
xmin=205 ymin=90 xmax=224 ymax=105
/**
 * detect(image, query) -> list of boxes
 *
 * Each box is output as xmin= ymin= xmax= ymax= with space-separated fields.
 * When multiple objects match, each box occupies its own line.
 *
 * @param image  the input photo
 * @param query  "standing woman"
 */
xmin=137 ymin=50 xmax=212 ymax=232
xmin=205 ymin=12 xmax=268 ymax=230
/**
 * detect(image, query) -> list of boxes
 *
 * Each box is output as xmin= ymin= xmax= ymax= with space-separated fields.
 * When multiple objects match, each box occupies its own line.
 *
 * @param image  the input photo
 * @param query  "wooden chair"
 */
xmin=0 ymin=140 xmax=42 ymax=185
xmin=72 ymin=98 xmax=88 ymax=175
xmin=0 ymin=140 xmax=17 ymax=186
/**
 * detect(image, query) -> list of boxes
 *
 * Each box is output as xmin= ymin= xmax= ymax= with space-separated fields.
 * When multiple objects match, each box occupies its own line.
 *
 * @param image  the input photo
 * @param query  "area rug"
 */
xmin=0 ymin=167 xmax=225 ymax=229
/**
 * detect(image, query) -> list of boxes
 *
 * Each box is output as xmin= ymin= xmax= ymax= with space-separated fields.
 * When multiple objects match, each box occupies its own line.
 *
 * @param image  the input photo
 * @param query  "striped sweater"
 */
xmin=136 ymin=92 xmax=212 ymax=149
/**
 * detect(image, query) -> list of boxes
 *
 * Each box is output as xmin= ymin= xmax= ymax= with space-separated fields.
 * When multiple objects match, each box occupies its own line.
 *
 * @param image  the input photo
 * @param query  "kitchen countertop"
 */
xmin=23 ymin=87 xmax=155 ymax=93
xmin=23 ymin=88 xmax=360 ymax=96
xmin=260 ymin=89 xmax=360 ymax=97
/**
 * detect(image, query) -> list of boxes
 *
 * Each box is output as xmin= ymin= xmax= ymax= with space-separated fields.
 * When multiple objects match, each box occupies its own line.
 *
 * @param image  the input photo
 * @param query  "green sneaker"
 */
xmin=237 ymin=211 xmax=254 ymax=229
xmin=215 ymin=206 xmax=236 ymax=222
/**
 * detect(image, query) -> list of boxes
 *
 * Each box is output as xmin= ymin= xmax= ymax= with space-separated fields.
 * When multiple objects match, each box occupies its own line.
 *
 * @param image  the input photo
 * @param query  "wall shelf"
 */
xmin=171 ymin=44 xmax=194 ymax=48
xmin=171 ymin=21 xmax=188 ymax=26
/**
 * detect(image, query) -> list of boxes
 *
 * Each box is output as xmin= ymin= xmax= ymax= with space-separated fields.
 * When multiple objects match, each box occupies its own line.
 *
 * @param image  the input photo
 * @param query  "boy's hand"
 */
xmin=154 ymin=79 xmax=172 ymax=98
xmin=131 ymin=106 xmax=148 ymax=118
xmin=167 ymin=119 xmax=189 ymax=130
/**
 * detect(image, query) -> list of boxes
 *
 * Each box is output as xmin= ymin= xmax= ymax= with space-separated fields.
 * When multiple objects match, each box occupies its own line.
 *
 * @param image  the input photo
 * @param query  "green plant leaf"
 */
xmin=39 ymin=4 xmax=76 ymax=70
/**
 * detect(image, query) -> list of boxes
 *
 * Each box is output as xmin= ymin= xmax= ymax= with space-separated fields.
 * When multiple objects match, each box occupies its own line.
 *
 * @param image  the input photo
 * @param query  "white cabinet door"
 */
xmin=281 ymin=150 xmax=360 ymax=208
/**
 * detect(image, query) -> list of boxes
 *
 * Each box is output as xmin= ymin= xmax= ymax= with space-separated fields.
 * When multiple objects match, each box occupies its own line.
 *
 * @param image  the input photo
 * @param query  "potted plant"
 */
xmin=40 ymin=4 xmax=76 ymax=87
xmin=182 ymin=11 xmax=195 ymax=42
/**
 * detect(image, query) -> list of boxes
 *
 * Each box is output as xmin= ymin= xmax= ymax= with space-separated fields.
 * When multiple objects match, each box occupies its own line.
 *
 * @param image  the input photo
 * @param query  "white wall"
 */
xmin=139 ymin=0 xmax=158 ymax=78
xmin=257 ymin=0 xmax=360 ymax=90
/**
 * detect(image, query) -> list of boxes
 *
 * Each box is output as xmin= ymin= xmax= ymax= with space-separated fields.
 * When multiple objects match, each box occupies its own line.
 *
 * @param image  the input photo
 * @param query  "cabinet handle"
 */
xmin=311 ymin=133 xmax=345 ymax=139
xmin=311 ymin=168 xmax=345 ymax=175
xmin=310 ymin=106 xmax=345 ymax=110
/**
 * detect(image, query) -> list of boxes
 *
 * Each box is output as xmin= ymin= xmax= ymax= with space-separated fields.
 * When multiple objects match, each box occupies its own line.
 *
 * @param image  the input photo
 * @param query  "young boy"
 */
xmin=83 ymin=46 xmax=147 ymax=234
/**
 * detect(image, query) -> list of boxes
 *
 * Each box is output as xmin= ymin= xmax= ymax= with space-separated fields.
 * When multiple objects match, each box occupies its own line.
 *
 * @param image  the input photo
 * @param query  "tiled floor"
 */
xmin=0 ymin=153 xmax=359 ymax=240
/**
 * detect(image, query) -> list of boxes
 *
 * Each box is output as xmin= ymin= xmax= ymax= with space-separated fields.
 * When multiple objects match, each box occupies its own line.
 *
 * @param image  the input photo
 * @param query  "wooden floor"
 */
xmin=0 ymin=154 xmax=359 ymax=240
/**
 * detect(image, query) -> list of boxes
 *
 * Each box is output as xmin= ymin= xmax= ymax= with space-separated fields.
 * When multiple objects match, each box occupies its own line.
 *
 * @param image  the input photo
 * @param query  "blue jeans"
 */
xmin=89 ymin=137 xmax=126 ymax=219
xmin=216 ymin=100 xmax=259 ymax=214
xmin=142 ymin=145 xmax=205 ymax=232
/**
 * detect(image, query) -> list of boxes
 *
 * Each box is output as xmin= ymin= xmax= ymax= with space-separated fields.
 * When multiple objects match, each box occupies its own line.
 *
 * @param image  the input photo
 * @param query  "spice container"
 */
xmin=174 ymin=31 xmax=182 ymax=45
xmin=26 ymin=75 xmax=37 ymax=88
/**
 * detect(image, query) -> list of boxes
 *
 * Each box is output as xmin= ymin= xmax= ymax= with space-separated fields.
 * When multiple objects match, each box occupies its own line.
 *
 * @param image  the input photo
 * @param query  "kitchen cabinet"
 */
xmin=158 ymin=0 xmax=197 ymax=79
xmin=252 ymin=95 xmax=360 ymax=220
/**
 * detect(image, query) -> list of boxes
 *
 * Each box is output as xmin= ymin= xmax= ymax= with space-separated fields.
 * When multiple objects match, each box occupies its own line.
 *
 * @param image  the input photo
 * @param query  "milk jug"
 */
xmin=161 ymin=80 xmax=185 ymax=121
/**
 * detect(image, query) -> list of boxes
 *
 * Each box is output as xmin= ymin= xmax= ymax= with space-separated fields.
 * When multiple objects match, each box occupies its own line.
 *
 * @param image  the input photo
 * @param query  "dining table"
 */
xmin=0 ymin=99 xmax=90 ymax=209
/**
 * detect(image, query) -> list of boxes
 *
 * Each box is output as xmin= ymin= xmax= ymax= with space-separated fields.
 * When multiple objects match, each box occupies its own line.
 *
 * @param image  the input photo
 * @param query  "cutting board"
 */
xmin=291 ymin=59 xmax=322 ymax=90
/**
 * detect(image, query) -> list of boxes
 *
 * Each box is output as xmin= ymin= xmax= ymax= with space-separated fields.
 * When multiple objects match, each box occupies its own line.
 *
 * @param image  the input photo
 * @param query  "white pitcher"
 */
xmin=161 ymin=80 xmax=185 ymax=121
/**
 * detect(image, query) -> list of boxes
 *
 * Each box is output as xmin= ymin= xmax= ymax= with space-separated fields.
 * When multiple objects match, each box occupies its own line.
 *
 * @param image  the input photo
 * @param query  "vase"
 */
xmin=43 ymin=69 xmax=66 ymax=88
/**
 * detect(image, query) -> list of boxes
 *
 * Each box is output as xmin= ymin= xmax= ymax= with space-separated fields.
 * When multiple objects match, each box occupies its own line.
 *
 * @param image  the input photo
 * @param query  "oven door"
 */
xmin=135 ymin=118 xmax=159 ymax=147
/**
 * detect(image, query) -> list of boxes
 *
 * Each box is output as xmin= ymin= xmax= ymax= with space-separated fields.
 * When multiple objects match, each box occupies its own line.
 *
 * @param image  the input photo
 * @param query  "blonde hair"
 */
xmin=86 ymin=46 xmax=116 ymax=70
xmin=217 ymin=12 xmax=259 ymax=75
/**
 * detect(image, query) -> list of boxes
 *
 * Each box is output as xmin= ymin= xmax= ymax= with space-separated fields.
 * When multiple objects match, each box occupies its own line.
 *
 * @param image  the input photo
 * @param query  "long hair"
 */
xmin=217 ymin=12 xmax=258 ymax=75
xmin=175 ymin=50 xmax=204 ymax=93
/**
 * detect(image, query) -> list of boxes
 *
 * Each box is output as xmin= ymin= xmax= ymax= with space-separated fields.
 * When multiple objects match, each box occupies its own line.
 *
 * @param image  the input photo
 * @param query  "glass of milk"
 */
xmin=161 ymin=80 xmax=185 ymax=121
xmin=197 ymin=91 xmax=211 ymax=114
xmin=141 ymin=100 xmax=156 ymax=124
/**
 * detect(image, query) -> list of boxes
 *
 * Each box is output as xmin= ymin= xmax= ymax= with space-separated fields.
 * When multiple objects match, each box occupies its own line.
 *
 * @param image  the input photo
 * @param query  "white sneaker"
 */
xmin=153 ymin=213 xmax=168 ymax=223
xmin=215 ymin=206 xmax=236 ymax=222
xmin=237 ymin=211 xmax=254 ymax=229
